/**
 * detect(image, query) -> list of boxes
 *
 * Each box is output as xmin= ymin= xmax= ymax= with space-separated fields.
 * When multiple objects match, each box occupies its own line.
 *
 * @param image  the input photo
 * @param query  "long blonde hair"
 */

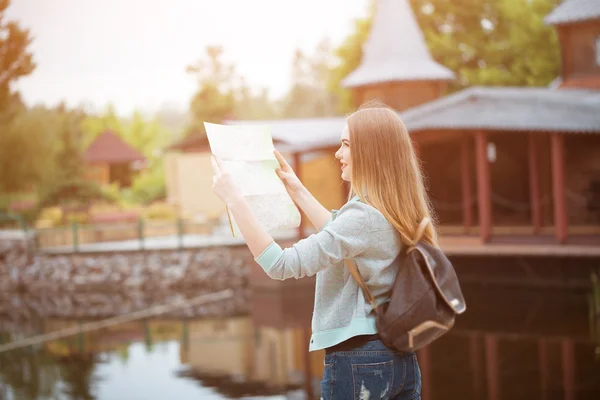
xmin=346 ymin=102 xmax=439 ymax=247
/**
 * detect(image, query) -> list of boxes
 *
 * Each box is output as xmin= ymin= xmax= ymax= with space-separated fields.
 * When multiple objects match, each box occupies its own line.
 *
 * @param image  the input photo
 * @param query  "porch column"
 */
xmin=293 ymin=152 xmax=305 ymax=239
xmin=461 ymin=134 xmax=474 ymax=231
xmin=302 ymin=327 xmax=314 ymax=400
xmin=418 ymin=346 xmax=432 ymax=400
xmin=469 ymin=333 xmax=483 ymax=399
xmin=550 ymin=133 xmax=568 ymax=244
xmin=475 ymin=131 xmax=492 ymax=242
xmin=538 ymin=339 xmax=549 ymax=400
xmin=561 ymin=339 xmax=575 ymax=400
xmin=484 ymin=334 xmax=500 ymax=400
xmin=528 ymin=133 xmax=543 ymax=234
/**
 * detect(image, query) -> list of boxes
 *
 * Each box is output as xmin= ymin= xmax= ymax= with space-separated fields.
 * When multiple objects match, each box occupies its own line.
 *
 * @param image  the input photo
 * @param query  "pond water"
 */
xmin=1 ymin=282 xmax=599 ymax=400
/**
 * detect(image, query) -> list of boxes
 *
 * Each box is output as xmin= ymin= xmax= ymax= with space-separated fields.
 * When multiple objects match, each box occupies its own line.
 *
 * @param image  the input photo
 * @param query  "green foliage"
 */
xmin=0 ymin=107 xmax=60 ymax=194
xmin=80 ymin=106 xmax=171 ymax=206
xmin=39 ymin=178 xmax=104 ymax=209
xmin=83 ymin=105 xmax=172 ymax=166
xmin=0 ymin=0 xmax=36 ymax=120
xmin=80 ymin=104 xmax=122 ymax=147
xmin=128 ymin=163 xmax=167 ymax=205
xmin=234 ymin=81 xmax=279 ymax=120
xmin=328 ymin=16 xmax=372 ymax=114
xmin=36 ymin=107 xmax=104 ymax=209
xmin=328 ymin=0 xmax=561 ymax=112
xmin=280 ymin=40 xmax=339 ymax=118
xmin=412 ymin=0 xmax=561 ymax=90
xmin=99 ymin=183 xmax=122 ymax=204
xmin=186 ymin=46 xmax=237 ymax=137
xmin=141 ymin=201 xmax=177 ymax=221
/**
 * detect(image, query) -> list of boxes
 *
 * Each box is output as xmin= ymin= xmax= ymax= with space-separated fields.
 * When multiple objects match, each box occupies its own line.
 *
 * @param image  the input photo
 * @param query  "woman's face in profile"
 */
xmin=335 ymin=124 xmax=352 ymax=182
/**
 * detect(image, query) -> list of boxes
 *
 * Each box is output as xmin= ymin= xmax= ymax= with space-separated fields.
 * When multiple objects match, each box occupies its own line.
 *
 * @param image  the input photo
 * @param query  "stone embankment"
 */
xmin=0 ymin=236 xmax=251 ymax=293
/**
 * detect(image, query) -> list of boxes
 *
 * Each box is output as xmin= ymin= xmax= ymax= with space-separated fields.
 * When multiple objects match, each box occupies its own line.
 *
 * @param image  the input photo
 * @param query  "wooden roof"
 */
xmin=400 ymin=87 xmax=600 ymax=133
xmin=342 ymin=0 xmax=454 ymax=88
xmin=545 ymin=0 xmax=600 ymax=25
xmin=167 ymin=85 xmax=600 ymax=155
xmin=84 ymin=130 xmax=146 ymax=164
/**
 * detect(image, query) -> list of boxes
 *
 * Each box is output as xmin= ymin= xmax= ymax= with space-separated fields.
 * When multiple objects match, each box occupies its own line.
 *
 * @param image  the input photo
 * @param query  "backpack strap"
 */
xmin=344 ymin=258 xmax=378 ymax=313
xmin=407 ymin=217 xmax=430 ymax=253
xmin=344 ymin=217 xmax=432 ymax=313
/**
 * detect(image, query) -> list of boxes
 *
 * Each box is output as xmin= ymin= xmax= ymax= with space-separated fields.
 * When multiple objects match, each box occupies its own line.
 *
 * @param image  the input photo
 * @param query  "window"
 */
xmin=597 ymin=36 xmax=600 ymax=66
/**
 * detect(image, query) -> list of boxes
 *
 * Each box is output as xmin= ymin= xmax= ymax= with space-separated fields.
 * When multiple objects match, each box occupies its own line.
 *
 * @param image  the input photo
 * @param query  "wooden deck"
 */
xmin=440 ymin=235 xmax=600 ymax=257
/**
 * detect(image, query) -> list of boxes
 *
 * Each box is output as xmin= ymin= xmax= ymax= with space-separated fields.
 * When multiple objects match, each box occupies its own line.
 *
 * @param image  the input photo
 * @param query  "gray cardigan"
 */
xmin=255 ymin=196 xmax=402 ymax=351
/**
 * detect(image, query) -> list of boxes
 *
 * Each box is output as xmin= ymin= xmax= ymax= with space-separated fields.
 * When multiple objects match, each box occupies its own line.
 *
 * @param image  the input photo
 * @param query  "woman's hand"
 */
xmin=274 ymin=149 xmax=305 ymax=198
xmin=211 ymin=156 xmax=243 ymax=206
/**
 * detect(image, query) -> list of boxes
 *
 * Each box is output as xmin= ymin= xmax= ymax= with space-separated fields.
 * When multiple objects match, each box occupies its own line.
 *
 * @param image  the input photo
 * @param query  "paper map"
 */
xmin=204 ymin=122 xmax=301 ymax=237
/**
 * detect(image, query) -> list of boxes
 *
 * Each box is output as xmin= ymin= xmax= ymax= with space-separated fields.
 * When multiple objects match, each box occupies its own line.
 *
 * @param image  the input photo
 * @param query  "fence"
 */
xmin=1 ymin=214 xmax=222 ymax=253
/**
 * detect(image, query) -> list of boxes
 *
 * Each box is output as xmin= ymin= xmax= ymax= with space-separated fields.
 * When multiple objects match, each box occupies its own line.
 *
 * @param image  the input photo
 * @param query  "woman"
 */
xmin=211 ymin=103 xmax=437 ymax=399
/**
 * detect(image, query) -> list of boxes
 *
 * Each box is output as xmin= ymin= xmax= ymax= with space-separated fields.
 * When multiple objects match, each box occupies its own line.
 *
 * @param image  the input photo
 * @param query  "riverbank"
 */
xmin=0 ymin=235 xmax=254 ymax=292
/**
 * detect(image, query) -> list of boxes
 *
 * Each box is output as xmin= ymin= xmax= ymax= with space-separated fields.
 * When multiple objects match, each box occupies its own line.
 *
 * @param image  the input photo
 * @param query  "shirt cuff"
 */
xmin=254 ymin=241 xmax=284 ymax=272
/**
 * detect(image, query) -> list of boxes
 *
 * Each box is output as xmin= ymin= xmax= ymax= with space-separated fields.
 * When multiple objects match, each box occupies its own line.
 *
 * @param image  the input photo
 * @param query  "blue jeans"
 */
xmin=320 ymin=339 xmax=421 ymax=400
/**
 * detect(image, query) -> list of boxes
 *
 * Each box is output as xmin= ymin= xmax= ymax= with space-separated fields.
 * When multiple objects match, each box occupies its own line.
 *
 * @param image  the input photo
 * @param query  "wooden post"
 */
xmin=484 ymin=334 xmax=500 ymax=400
xmin=72 ymin=221 xmax=79 ymax=253
xmin=469 ymin=333 xmax=483 ymax=399
xmin=418 ymin=346 xmax=432 ymax=400
xmin=538 ymin=339 xmax=549 ymax=400
xmin=293 ymin=152 xmax=305 ymax=239
xmin=561 ymin=339 xmax=575 ymax=400
xmin=461 ymin=134 xmax=474 ymax=231
xmin=302 ymin=327 xmax=314 ymax=400
xmin=551 ymin=133 xmax=568 ymax=244
xmin=528 ymin=133 xmax=543 ymax=235
xmin=475 ymin=131 xmax=492 ymax=242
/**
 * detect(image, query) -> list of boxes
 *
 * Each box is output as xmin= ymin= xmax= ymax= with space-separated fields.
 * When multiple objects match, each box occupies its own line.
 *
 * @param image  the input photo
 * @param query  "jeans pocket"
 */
xmin=320 ymin=362 xmax=335 ymax=400
xmin=411 ymin=354 xmax=422 ymax=399
xmin=351 ymin=360 xmax=394 ymax=400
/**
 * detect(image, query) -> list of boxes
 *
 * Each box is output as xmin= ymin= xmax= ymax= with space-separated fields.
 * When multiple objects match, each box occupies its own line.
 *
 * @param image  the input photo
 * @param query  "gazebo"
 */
xmin=84 ymin=130 xmax=146 ymax=188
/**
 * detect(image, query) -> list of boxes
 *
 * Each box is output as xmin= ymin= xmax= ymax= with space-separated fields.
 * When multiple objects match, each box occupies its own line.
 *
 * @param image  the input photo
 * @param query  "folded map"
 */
xmin=204 ymin=122 xmax=301 ymax=237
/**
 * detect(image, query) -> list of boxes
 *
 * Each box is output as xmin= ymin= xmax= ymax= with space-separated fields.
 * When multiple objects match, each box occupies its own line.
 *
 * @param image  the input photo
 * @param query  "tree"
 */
xmin=80 ymin=103 xmax=122 ymax=148
xmin=0 ymin=0 xmax=38 ymax=206
xmin=186 ymin=46 xmax=237 ymax=137
xmin=234 ymin=78 xmax=279 ymax=120
xmin=328 ymin=16 xmax=372 ymax=114
xmin=0 ymin=0 xmax=36 ymax=120
xmin=412 ymin=0 xmax=561 ymax=89
xmin=122 ymin=112 xmax=171 ymax=163
xmin=329 ymin=0 xmax=561 ymax=113
xmin=0 ymin=107 xmax=59 ymax=195
xmin=38 ymin=107 xmax=104 ymax=212
xmin=280 ymin=39 xmax=339 ymax=118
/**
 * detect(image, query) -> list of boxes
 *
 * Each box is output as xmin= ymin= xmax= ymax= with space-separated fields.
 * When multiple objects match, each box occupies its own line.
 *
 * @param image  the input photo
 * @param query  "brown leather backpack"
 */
xmin=344 ymin=217 xmax=466 ymax=352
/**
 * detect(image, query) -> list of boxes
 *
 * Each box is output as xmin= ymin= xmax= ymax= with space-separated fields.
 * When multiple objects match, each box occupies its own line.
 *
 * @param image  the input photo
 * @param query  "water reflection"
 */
xmin=1 ymin=282 xmax=599 ymax=399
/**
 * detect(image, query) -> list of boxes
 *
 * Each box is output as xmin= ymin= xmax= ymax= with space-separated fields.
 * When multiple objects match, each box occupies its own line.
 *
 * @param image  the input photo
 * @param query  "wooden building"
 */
xmin=546 ymin=0 xmax=600 ymax=90
xmin=84 ymin=130 xmax=146 ymax=188
xmin=341 ymin=0 xmax=455 ymax=111
xmin=167 ymin=0 xmax=600 ymax=248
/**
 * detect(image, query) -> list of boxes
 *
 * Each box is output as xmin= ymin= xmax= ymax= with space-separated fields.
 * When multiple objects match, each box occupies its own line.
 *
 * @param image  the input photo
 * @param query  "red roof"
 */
xmin=85 ymin=130 xmax=146 ymax=164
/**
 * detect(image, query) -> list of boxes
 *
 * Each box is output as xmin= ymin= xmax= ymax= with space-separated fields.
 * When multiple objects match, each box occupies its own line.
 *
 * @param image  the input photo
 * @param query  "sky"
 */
xmin=6 ymin=0 xmax=370 ymax=116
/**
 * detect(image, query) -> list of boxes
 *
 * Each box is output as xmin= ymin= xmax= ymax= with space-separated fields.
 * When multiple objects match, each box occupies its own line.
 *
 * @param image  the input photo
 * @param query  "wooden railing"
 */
xmin=34 ymin=219 xmax=219 ymax=251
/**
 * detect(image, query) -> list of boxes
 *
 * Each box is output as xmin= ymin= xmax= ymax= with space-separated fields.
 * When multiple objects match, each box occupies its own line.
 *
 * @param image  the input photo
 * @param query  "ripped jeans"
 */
xmin=319 ymin=339 xmax=421 ymax=400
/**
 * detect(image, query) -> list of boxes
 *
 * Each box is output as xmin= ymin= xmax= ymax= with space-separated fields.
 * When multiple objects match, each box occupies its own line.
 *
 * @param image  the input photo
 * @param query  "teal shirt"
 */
xmin=255 ymin=196 xmax=403 ymax=351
